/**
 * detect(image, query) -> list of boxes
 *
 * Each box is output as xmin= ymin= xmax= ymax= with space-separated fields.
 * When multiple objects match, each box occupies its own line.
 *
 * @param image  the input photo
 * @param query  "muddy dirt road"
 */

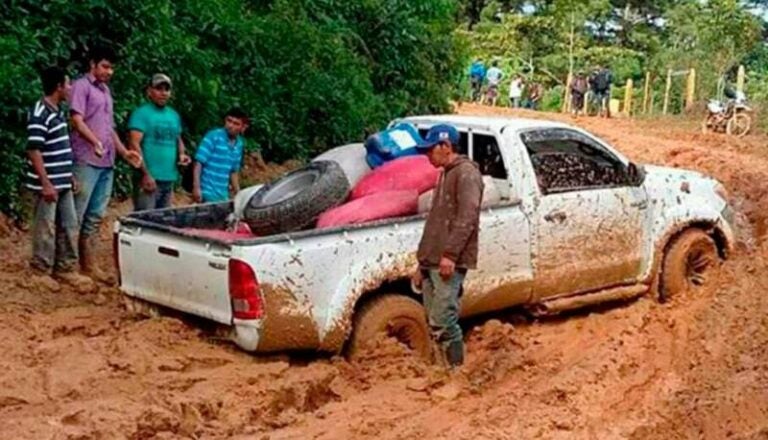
xmin=1 ymin=105 xmax=767 ymax=439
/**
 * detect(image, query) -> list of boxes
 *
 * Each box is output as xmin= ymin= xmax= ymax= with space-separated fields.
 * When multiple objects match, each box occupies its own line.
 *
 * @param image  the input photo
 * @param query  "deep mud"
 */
xmin=1 ymin=105 xmax=767 ymax=439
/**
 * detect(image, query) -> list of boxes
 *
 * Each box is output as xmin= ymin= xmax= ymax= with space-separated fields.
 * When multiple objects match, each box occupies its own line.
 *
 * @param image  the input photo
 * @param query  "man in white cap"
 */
xmin=127 ymin=73 xmax=190 ymax=211
xmin=412 ymin=124 xmax=484 ymax=370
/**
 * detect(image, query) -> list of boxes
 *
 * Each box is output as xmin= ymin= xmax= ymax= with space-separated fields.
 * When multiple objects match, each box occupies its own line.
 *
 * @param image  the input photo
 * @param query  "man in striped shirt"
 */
xmin=192 ymin=108 xmax=248 ymax=203
xmin=25 ymin=66 xmax=90 ymax=286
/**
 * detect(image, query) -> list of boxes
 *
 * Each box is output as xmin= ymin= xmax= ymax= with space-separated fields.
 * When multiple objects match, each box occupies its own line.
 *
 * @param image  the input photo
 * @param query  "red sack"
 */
xmin=317 ymin=190 xmax=419 ymax=228
xmin=350 ymin=155 xmax=439 ymax=200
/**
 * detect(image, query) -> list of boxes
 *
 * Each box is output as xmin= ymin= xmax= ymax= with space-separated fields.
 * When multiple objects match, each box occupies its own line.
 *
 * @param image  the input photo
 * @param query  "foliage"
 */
xmin=459 ymin=0 xmax=766 ymax=116
xmin=0 ymin=0 xmax=462 ymax=215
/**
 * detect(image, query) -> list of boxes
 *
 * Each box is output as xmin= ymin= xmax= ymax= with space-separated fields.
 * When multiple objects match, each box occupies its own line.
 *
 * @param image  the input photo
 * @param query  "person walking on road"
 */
xmin=508 ymin=75 xmax=524 ymax=108
xmin=483 ymin=61 xmax=504 ymax=106
xmin=524 ymin=82 xmax=542 ymax=110
xmin=590 ymin=65 xmax=613 ymax=118
xmin=127 ymin=73 xmax=190 ymax=211
xmin=570 ymin=71 xmax=589 ymax=118
xmin=412 ymin=124 xmax=484 ymax=369
xmin=70 ymin=45 xmax=142 ymax=280
xmin=24 ymin=67 xmax=92 ymax=287
xmin=468 ymin=59 xmax=486 ymax=103
xmin=192 ymin=108 xmax=249 ymax=203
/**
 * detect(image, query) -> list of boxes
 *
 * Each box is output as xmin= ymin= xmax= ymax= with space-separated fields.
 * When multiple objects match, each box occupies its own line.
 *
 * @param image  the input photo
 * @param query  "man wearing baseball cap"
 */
xmin=127 ymin=73 xmax=190 ymax=211
xmin=413 ymin=124 xmax=484 ymax=370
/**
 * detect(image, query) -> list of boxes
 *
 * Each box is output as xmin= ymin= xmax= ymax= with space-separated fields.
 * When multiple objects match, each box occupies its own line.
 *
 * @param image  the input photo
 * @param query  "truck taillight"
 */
xmin=112 ymin=232 xmax=121 ymax=286
xmin=228 ymin=259 xmax=263 ymax=320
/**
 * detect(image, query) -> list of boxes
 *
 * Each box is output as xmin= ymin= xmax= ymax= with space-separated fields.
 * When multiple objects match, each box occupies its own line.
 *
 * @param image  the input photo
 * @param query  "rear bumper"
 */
xmin=231 ymin=319 xmax=262 ymax=351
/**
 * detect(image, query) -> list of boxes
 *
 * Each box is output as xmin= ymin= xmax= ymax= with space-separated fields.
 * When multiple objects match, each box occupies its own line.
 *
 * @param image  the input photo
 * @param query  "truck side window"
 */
xmin=473 ymin=133 xmax=507 ymax=179
xmin=522 ymin=131 xmax=628 ymax=194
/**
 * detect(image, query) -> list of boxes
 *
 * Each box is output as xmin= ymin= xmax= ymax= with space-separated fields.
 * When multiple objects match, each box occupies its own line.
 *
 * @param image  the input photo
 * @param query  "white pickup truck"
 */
xmin=116 ymin=115 xmax=734 ymax=357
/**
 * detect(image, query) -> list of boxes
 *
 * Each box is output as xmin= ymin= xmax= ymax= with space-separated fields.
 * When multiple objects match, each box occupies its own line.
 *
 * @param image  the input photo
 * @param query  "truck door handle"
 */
xmin=158 ymin=246 xmax=180 ymax=258
xmin=544 ymin=211 xmax=567 ymax=223
xmin=630 ymin=200 xmax=648 ymax=209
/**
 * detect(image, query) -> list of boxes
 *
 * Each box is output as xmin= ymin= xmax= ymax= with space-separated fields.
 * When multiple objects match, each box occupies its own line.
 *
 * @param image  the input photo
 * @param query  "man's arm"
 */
xmin=177 ymin=137 xmax=190 ymax=165
xmin=128 ymin=130 xmax=157 ymax=193
xmin=229 ymin=172 xmax=240 ymax=196
xmin=71 ymin=113 xmax=104 ymax=156
xmin=26 ymin=113 xmax=57 ymax=201
xmin=27 ymin=150 xmax=57 ymax=202
xmin=192 ymin=162 xmax=203 ymax=202
xmin=442 ymin=168 xmax=483 ymax=262
xmin=113 ymin=129 xmax=142 ymax=168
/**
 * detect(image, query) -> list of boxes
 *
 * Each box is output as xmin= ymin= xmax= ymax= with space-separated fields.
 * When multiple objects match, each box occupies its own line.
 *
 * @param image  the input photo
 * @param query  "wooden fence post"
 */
xmin=685 ymin=68 xmax=696 ymax=111
xmin=663 ymin=69 xmax=672 ymax=115
xmin=737 ymin=65 xmax=745 ymax=93
xmin=563 ymin=72 xmax=573 ymax=113
xmin=642 ymin=71 xmax=651 ymax=114
xmin=624 ymin=79 xmax=633 ymax=116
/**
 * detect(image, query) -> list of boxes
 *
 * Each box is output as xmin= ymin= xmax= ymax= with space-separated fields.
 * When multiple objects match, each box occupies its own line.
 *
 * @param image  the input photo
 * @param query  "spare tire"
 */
xmin=243 ymin=161 xmax=349 ymax=236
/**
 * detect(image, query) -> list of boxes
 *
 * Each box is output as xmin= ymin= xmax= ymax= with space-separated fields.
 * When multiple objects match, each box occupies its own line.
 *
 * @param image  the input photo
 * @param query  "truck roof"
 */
xmin=400 ymin=114 xmax=571 ymax=133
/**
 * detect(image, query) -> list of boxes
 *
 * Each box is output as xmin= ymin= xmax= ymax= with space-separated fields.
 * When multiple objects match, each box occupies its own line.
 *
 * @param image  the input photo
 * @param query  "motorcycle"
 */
xmin=702 ymin=89 xmax=752 ymax=137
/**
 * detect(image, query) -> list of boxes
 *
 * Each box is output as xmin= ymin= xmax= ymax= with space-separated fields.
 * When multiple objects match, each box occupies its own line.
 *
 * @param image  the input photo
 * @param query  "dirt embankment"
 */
xmin=1 ymin=105 xmax=767 ymax=439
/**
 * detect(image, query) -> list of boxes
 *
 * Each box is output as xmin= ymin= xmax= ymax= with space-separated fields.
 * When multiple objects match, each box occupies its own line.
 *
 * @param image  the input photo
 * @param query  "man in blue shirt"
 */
xmin=193 ymin=108 xmax=248 ymax=203
xmin=468 ymin=59 xmax=485 ymax=102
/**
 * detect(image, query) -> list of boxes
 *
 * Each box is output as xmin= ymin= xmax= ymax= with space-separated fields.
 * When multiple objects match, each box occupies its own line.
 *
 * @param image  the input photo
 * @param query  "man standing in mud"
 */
xmin=24 ymin=66 xmax=91 ymax=287
xmin=412 ymin=124 xmax=484 ymax=369
xmin=70 ymin=45 xmax=142 ymax=281
xmin=128 ymin=73 xmax=190 ymax=211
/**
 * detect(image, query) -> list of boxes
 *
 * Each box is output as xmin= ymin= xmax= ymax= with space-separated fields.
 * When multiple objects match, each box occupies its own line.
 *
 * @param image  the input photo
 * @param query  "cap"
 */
xmin=150 ymin=73 xmax=172 ymax=88
xmin=417 ymin=124 xmax=459 ymax=151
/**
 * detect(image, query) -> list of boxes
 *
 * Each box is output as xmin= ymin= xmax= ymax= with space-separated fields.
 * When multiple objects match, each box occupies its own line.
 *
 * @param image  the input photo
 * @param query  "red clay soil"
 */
xmin=1 ymin=105 xmax=766 ymax=439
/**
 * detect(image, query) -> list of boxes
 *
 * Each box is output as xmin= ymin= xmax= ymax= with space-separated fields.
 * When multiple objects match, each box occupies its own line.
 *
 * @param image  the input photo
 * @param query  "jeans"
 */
xmin=422 ymin=269 xmax=467 ymax=367
xmin=74 ymin=164 xmax=114 ymax=236
xmin=133 ymin=179 xmax=174 ymax=211
xmin=509 ymin=96 xmax=521 ymax=108
xmin=25 ymin=189 xmax=78 ymax=272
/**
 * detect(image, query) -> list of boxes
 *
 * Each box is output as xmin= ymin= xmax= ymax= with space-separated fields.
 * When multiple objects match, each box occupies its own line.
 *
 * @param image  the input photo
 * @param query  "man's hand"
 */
xmin=41 ymin=181 xmax=58 ymax=203
xmin=72 ymin=177 xmax=79 ymax=195
xmin=439 ymin=257 xmax=455 ymax=280
xmin=93 ymin=141 xmax=105 ymax=158
xmin=141 ymin=173 xmax=157 ymax=193
xmin=123 ymin=150 xmax=143 ymax=168
xmin=411 ymin=269 xmax=424 ymax=293
xmin=192 ymin=187 xmax=202 ymax=203
xmin=178 ymin=153 xmax=191 ymax=166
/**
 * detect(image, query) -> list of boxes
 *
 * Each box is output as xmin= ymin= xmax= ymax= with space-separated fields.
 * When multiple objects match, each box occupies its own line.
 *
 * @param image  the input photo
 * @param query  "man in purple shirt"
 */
xmin=70 ymin=45 xmax=142 ymax=281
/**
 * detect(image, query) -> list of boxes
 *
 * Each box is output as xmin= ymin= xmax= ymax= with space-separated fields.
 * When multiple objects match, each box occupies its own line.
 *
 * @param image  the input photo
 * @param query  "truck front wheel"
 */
xmin=660 ymin=228 xmax=720 ymax=302
xmin=347 ymin=294 xmax=431 ymax=360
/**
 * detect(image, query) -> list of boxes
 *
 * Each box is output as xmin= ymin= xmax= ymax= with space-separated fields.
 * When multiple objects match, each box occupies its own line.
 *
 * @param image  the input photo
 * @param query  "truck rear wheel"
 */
xmin=347 ymin=294 xmax=431 ymax=360
xmin=660 ymin=229 xmax=719 ymax=302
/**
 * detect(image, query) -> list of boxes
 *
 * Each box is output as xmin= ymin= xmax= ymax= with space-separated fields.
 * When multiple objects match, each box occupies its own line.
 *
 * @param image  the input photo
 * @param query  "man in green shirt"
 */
xmin=128 ymin=73 xmax=190 ymax=211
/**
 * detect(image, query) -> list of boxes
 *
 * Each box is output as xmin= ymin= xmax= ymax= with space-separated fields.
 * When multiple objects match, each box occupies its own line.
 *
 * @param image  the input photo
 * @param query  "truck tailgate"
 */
xmin=117 ymin=223 xmax=232 ymax=324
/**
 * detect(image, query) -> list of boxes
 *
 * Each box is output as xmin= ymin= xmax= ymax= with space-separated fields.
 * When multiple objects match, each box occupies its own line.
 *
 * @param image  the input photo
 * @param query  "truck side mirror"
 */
xmin=627 ymin=162 xmax=645 ymax=186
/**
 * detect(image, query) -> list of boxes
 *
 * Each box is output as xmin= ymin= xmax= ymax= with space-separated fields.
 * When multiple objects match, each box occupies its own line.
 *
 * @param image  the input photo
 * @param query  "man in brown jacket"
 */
xmin=413 ymin=124 xmax=484 ymax=368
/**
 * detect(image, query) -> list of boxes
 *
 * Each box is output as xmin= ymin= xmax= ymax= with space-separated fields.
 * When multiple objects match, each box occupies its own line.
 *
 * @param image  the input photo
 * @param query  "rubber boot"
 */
xmin=79 ymin=235 xmax=111 ymax=283
xmin=445 ymin=339 xmax=465 ymax=369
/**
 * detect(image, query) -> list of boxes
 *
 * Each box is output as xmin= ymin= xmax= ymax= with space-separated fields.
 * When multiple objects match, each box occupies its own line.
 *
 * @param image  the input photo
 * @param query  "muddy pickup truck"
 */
xmin=115 ymin=115 xmax=735 ymax=358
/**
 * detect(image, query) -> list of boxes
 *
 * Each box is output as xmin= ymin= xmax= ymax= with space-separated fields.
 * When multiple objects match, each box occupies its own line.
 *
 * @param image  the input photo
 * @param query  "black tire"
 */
xmin=243 ymin=161 xmax=349 ymax=236
xmin=347 ymin=294 xmax=431 ymax=360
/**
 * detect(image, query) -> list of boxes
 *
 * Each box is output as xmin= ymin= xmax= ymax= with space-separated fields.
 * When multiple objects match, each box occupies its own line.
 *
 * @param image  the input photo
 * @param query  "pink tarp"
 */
xmin=316 ymin=190 xmax=419 ymax=228
xmin=350 ymin=155 xmax=439 ymax=200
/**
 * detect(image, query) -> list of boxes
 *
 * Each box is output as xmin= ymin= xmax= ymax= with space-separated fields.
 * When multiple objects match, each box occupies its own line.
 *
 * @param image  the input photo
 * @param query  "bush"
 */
xmin=0 ymin=0 xmax=462 ymax=216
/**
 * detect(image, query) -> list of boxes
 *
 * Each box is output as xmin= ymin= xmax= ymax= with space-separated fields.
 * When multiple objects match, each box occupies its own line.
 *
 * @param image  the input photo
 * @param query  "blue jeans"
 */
xmin=25 ymin=189 xmax=78 ymax=272
xmin=74 ymin=164 xmax=114 ymax=236
xmin=422 ymin=269 xmax=466 ymax=367
xmin=133 ymin=179 xmax=174 ymax=211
